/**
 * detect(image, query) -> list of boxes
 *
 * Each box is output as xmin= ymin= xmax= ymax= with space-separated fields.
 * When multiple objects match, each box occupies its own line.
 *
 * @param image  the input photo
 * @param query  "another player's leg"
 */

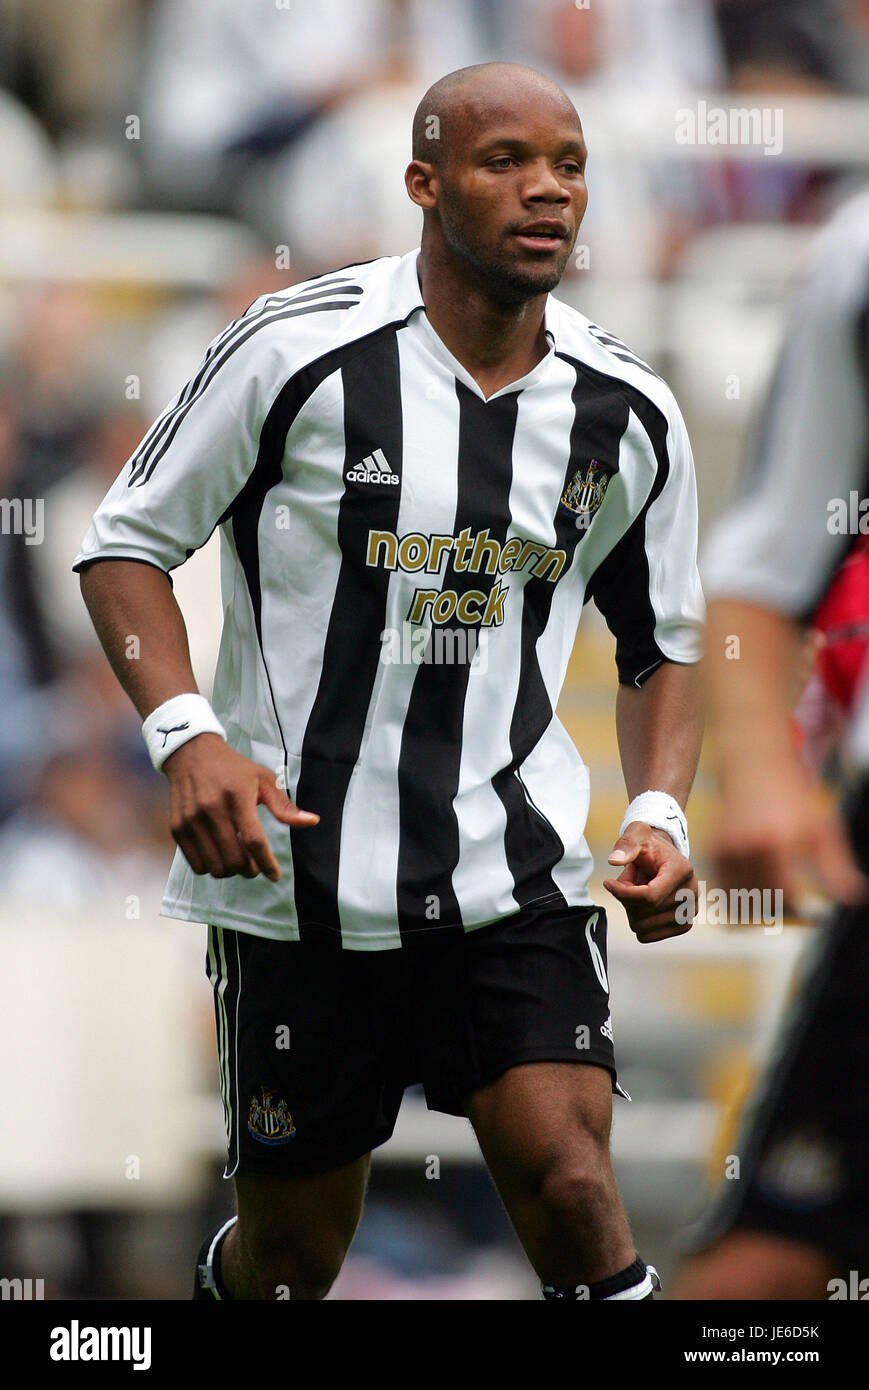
xmin=195 ymin=1158 xmax=370 ymax=1300
xmin=673 ymin=1229 xmax=838 ymax=1301
xmin=468 ymin=1060 xmax=656 ymax=1299
xmin=674 ymin=905 xmax=868 ymax=1300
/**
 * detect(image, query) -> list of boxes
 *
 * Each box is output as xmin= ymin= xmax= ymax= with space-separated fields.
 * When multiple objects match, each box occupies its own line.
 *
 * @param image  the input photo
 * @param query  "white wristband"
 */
xmin=619 ymin=790 xmax=689 ymax=859
xmin=142 ymin=693 xmax=227 ymax=773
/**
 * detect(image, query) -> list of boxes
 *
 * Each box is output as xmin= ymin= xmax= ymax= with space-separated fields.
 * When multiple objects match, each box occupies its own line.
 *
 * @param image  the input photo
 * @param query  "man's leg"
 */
xmin=198 ymin=924 xmax=404 ymax=1300
xmin=218 ymin=1157 xmax=371 ymax=1300
xmin=467 ymin=1059 xmax=638 ymax=1290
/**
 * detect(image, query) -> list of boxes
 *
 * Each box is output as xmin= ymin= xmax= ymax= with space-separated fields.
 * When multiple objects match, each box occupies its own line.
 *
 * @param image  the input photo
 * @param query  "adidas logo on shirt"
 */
xmin=346 ymin=448 xmax=399 ymax=485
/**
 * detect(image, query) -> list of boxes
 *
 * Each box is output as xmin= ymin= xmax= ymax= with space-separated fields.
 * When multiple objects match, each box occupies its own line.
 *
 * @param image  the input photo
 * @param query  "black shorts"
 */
xmin=682 ymin=903 xmax=869 ymax=1272
xmin=205 ymin=900 xmax=622 ymax=1178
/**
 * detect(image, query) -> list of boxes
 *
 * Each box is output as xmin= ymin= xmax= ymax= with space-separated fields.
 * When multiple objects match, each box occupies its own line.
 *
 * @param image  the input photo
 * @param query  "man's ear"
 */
xmin=405 ymin=160 xmax=438 ymax=211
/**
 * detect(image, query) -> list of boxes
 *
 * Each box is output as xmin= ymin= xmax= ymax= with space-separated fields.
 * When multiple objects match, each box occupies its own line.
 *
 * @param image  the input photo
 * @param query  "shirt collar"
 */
xmin=400 ymin=246 xmax=559 ymax=402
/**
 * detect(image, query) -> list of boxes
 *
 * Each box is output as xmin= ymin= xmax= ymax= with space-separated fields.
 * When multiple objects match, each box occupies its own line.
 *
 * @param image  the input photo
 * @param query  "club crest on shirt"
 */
xmin=559 ymin=459 xmax=610 ymax=531
xmin=247 ymin=1086 xmax=296 ymax=1145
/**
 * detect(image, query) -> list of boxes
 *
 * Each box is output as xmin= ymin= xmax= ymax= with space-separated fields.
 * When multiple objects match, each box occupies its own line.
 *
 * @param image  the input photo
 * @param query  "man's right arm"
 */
xmin=700 ymin=206 xmax=869 ymax=908
xmin=705 ymin=596 xmax=866 ymax=908
xmin=80 ymin=559 xmax=318 ymax=882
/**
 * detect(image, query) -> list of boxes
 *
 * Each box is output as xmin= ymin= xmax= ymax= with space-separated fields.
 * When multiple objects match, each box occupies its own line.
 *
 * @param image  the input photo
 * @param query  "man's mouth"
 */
xmin=512 ymin=221 xmax=569 ymax=252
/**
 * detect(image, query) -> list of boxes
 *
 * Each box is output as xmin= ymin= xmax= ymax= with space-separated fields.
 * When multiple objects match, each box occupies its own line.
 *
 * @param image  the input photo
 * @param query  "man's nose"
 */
xmin=522 ymin=163 xmax=572 ymax=202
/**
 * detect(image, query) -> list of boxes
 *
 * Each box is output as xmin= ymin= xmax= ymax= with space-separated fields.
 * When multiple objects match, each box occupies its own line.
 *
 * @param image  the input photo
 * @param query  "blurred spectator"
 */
xmin=0 ymin=394 xmax=57 ymax=817
xmin=32 ymin=408 xmax=150 ymax=663
xmin=0 ymin=287 xmax=113 ymax=816
xmin=715 ymin=0 xmax=869 ymax=95
xmin=0 ymin=84 xmax=58 ymax=207
xmin=0 ymin=656 xmax=170 ymax=910
xmin=656 ymin=0 xmax=869 ymax=240
xmin=0 ymin=398 xmax=53 ymax=687
xmin=522 ymin=0 xmax=724 ymax=90
xmin=0 ymin=0 xmax=142 ymax=137
xmin=139 ymin=0 xmax=402 ymax=211
xmin=7 ymin=286 xmax=104 ymax=495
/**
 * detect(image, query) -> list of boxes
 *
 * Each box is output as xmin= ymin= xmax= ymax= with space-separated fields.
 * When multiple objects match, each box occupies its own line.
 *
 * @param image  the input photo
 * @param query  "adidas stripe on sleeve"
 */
xmin=74 ymin=277 xmax=368 ymax=573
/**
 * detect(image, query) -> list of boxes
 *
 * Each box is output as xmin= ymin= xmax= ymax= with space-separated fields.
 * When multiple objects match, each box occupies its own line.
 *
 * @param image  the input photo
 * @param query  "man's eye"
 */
xmin=561 ymin=163 xmax=584 ymax=176
xmin=488 ymin=156 xmax=514 ymax=169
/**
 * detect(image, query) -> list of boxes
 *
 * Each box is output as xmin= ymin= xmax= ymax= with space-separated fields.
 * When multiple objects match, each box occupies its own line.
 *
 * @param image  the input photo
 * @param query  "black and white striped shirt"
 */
xmin=75 ymin=248 xmax=704 ymax=948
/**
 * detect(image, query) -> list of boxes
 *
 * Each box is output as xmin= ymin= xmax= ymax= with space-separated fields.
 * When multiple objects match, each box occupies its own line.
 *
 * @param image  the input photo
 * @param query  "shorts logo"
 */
xmin=756 ymin=1129 xmax=844 ymax=1206
xmin=247 ymin=1086 xmax=296 ymax=1145
xmin=346 ymin=447 xmax=399 ymax=486
xmin=600 ymin=1014 xmax=614 ymax=1043
xmin=585 ymin=911 xmax=609 ymax=993
xmin=559 ymin=459 xmax=610 ymax=531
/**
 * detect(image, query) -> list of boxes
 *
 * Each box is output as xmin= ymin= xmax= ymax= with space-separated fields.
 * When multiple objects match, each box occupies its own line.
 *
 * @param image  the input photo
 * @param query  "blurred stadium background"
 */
xmin=1 ymin=0 xmax=868 ymax=1299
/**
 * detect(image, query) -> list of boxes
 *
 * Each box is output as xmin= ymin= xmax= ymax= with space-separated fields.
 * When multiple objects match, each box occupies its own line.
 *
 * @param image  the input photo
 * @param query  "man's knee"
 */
xmin=228 ymin=1155 xmax=368 ymax=1299
xmin=538 ymin=1137 xmax=614 ymax=1225
xmin=489 ymin=1073 xmax=615 ymax=1215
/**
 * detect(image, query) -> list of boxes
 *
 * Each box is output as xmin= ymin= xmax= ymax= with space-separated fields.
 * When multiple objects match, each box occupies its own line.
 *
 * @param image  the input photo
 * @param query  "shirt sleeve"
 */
xmin=73 ymin=305 xmax=284 ymax=574
xmin=700 ymin=221 xmax=869 ymax=621
xmin=589 ymin=394 xmax=706 ymax=687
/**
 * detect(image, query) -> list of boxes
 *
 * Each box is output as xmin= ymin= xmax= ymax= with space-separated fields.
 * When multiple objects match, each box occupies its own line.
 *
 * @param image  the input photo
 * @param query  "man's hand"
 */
xmin=713 ymin=755 xmax=868 ymax=913
xmin=164 ymin=734 xmax=319 ymax=882
xmin=602 ymin=822 xmax=698 ymax=943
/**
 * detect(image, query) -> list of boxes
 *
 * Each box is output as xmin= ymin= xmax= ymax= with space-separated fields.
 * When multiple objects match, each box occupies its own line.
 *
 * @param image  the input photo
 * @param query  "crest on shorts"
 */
xmin=756 ymin=1129 xmax=844 ymax=1206
xmin=247 ymin=1086 xmax=296 ymax=1145
xmin=559 ymin=459 xmax=610 ymax=532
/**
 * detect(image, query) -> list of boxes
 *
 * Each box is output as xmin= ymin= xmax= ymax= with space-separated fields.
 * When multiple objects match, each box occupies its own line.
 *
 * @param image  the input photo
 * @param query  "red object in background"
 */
xmin=812 ymin=535 xmax=869 ymax=713
xmin=792 ymin=535 xmax=869 ymax=773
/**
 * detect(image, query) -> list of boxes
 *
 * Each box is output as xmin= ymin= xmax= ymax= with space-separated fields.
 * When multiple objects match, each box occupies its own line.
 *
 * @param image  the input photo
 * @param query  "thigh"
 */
xmin=206 ymin=924 xmax=405 ymax=1179
xmin=468 ymin=1059 xmax=615 ymax=1193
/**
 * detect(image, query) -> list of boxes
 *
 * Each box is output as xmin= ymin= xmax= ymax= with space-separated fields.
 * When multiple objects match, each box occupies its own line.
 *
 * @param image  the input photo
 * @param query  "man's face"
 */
xmin=433 ymin=92 xmax=588 ymax=304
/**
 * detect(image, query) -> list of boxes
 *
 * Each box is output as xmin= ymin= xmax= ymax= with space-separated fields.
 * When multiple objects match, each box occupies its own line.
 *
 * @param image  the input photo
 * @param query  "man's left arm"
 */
xmin=604 ymin=659 xmax=703 ymax=941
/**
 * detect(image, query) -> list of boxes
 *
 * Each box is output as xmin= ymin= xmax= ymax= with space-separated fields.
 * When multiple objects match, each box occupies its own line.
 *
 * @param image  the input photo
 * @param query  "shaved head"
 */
xmin=412 ymin=62 xmax=581 ymax=168
xmin=406 ymin=61 xmax=588 ymax=306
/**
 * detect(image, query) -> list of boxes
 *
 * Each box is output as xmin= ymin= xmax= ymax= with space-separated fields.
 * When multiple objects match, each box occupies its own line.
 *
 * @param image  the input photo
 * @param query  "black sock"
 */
xmin=192 ymin=1216 xmax=237 ymax=1300
xmin=542 ymin=1256 xmax=660 ymax=1300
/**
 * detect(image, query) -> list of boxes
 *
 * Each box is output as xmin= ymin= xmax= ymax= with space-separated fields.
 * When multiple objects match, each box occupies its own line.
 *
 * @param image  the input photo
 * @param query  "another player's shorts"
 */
xmin=205 ymin=900 xmax=623 ymax=1177
xmin=681 ymin=902 xmax=869 ymax=1272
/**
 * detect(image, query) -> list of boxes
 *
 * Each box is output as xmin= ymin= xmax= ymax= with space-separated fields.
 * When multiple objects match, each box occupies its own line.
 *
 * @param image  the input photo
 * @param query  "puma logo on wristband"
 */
xmin=142 ymin=695 xmax=227 ymax=772
xmin=620 ymin=791 xmax=690 ymax=859
xmin=157 ymin=721 xmax=190 ymax=747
